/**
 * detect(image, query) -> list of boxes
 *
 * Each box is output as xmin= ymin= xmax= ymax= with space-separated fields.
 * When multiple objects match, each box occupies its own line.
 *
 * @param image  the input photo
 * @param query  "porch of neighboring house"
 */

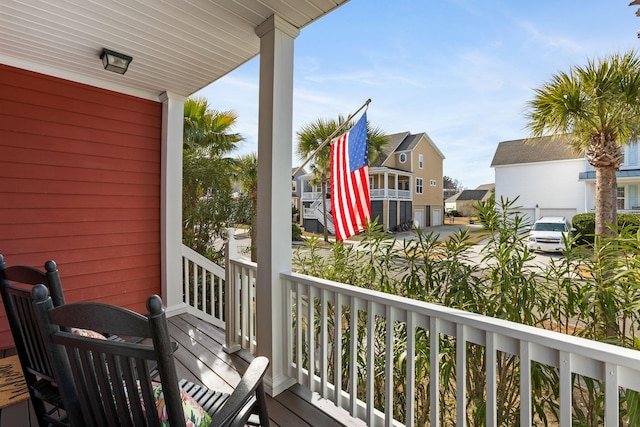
xmin=299 ymin=169 xmax=413 ymax=233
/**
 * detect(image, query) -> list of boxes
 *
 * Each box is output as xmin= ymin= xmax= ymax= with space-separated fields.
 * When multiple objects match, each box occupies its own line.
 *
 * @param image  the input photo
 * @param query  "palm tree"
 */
xmin=296 ymin=115 xmax=387 ymax=242
xmin=236 ymin=153 xmax=258 ymax=261
xmin=525 ymin=50 xmax=640 ymax=237
xmin=183 ymin=97 xmax=244 ymax=260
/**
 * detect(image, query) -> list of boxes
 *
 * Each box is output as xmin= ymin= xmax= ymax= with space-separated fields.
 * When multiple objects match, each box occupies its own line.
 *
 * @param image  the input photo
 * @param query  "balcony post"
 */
xmin=384 ymin=172 xmax=388 ymax=198
xmin=255 ymin=14 xmax=299 ymax=396
xmin=224 ymin=228 xmax=241 ymax=353
xmin=159 ymin=92 xmax=186 ymax=310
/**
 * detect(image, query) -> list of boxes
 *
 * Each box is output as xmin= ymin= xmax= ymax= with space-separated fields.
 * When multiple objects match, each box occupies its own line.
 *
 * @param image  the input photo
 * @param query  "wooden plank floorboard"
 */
xmin=168 ymin=318 xmax=237 ymax=392
xmin=168 ymin=313 xmax=364 ymax=427
xmin=3 ymin=314 xmax=363 ymax=426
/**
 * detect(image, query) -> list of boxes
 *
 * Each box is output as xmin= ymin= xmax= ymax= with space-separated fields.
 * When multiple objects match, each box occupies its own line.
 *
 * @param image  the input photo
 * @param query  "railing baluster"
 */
xmin=366 ymin=300 xmax=375 ymax=425
xmin=307 ymin=286 xmax=316 ymax=392
xmin=520 ymin=341 xmax=532 ymax=427
xmin=430 ymin=317 xmax=440 ymax=427
xmin=296 ymin=282 xmax=304 ymax=384
xmin=241 ymin=266 xmax=249 ymax=348
xmin=233 ymin=265 xmax=241 ymax=346
xmin=559 ymin=350 xmax=572 ymax=427
xmin=284 ymin=279 xmax=293 ymax=377
xmin=216 ymin=274 xmax=223 ymax=320
xmin=486 ymin=332 xmax=497 ymax=427
xmin=456 ymin=323 xmax=467 ymax=427
xmin=605 ymin=363 xmax=619 ymax=427
xmin=249 ymin=266 xmax=256 ymax=353
xmin=349 ymin=295 xmax=358 ymax=417
xmin=183 ymin=257 xmax=189 ymax=304
xmin=333 ymin=292 xmax=343 ymax=409
xmin=406 ymin=312 xmax=416 ymax=427
xmin=384 ymin=305 xmax=395 ymax=427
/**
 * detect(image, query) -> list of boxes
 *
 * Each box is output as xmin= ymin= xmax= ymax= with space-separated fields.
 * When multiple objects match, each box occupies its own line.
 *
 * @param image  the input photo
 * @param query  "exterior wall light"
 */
xmin=100 ymin=48 xmax=132 ymax=74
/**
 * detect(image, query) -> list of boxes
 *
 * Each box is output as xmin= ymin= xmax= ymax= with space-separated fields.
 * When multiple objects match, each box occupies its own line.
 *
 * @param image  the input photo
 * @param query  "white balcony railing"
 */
xmin=185 ymin=233 xmax=640 ymax=426
xmin=367 ymin=188 xmax=411 ymax=200
xmin=181 ymin=244 xmax=226 ymax=329
xmin=281 ymin=271 xmax=640 ymax=427
xmin=302 ymin=191 xmax=323 ymax=201
xmin=303 ymin=189 xmax=412 ymax=202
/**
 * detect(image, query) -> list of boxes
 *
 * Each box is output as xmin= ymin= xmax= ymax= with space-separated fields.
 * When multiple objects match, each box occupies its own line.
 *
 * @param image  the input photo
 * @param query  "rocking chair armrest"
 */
xmin=209 ymin=356 xmax=269 ymax=427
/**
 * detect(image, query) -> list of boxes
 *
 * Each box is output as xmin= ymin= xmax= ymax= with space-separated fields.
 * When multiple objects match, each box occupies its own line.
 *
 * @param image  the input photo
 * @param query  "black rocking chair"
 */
xmin=32 ymin=285 xmax=270 ymax=427
xmin=0 ymin=254 xmax=69 ymax=427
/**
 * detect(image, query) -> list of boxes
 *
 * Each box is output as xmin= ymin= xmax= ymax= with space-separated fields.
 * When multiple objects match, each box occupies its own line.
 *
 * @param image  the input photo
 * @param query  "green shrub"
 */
xmin=572 ymin=213 xmax=595 ymax=244
xmin=619 ymin=212 xmax=640 ymax=231
xmin=291 ymin=222 xmax=303 ymax=241
xmin=572 ymin=213 xmax=640 ymax=244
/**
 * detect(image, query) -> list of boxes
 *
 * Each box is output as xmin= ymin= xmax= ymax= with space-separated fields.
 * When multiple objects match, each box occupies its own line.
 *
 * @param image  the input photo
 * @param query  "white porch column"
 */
xmin=159 ymin=92 xmax=186 ymax=311
xmin=255 ymin=14 xmax=299 ymax=396
xmin=384 ymin=172 xmax=388 ymax=198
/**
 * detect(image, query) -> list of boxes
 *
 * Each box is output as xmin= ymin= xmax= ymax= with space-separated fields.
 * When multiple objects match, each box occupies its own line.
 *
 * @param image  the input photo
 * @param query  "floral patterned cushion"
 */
xmin=151 ymin=382 xmax=212 ymax=427
xmin=71 ymin=327 xmax=107 ymax=340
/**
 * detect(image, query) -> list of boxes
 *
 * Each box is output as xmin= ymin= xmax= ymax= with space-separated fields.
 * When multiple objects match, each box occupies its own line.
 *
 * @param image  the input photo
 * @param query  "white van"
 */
xmin=527 ymin=216 xmax=573 ymax=253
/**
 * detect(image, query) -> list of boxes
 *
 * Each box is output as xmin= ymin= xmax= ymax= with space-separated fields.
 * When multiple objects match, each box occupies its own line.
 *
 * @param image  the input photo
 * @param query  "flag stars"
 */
xmin=348 ymin=114 xmax=369 ymax=172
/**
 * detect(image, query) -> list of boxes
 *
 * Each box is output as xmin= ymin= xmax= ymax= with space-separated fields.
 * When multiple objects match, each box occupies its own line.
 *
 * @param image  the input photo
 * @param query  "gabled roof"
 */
xmin=372 ymin=131 xmax=445 ymax=167
xmin=446 ymin=189 xmax=489 ymax=203
xmin=371 ymin=132 xmax=409 ymax=167
xmin=491 ymin=135 xmax=583 ymax=167
xmin=475 ymin=183 xmax=495 ymax=191
xmin=292 ymin=167 xmax=307 ymax=179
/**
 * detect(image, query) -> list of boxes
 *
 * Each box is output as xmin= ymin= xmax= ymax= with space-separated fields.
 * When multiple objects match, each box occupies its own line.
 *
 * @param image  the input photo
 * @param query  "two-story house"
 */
xmin=491 ymin=135 xmax=640 ymax=223
xmin=300 ymin=131 xmax=445 ymax=234
xmin=579 ymin=141 xmax=640 ymax=213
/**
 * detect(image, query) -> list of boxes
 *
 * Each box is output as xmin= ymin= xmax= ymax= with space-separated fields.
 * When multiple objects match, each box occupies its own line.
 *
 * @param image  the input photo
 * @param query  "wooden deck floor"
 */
xmin=1 ymin=313 xmax=365 ymax=427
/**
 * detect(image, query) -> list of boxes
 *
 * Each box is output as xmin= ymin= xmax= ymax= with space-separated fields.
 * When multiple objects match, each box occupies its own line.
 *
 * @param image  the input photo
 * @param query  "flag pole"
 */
xmin=292 ymin=98 xmax=371 ymax=178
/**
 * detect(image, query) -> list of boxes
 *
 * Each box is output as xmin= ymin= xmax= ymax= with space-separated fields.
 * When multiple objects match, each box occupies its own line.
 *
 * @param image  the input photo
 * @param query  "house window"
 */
xmin=626 ymin=141 xmax=638 ymax=167
xmin=429 ymin=179 xmax=437 ymax=187
xmin=617 ymin=187 xmax=625 ymax=210
xmin=416 ymin=178 xmax=423 ymax=194
xmin=369 ymin=176 xmax=373 ymax=189
xmin=292 ymin=180 xmax=297 ymax=193
xmin=399 ymin=153 xmax=407 ymax=164
xmin=419 ymin=154 xmax=424 ymax=169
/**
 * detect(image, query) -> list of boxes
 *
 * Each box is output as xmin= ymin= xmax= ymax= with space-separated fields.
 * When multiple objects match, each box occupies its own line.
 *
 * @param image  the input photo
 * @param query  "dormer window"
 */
xmin=399 ymin=153 xmax=407 ymax=164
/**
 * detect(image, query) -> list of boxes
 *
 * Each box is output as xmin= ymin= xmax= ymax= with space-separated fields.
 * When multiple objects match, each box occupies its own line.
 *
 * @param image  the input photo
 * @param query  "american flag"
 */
xmin=330 ymin=113 xmax=371 ymax=241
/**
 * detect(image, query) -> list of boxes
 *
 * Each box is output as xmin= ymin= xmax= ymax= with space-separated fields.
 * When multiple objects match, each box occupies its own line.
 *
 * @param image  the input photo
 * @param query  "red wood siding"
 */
xmin=0 ymin=65 xmax=162 ymax=349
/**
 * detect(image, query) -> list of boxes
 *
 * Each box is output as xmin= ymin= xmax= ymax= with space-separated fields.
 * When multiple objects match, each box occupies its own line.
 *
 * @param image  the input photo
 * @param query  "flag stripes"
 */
xmin=330 ymin=113 xmax=371 ymax=241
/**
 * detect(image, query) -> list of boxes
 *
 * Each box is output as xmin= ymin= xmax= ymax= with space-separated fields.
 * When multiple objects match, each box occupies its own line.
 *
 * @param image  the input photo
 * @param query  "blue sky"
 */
xmin=196 ymin=1 xmax=640 ymax=189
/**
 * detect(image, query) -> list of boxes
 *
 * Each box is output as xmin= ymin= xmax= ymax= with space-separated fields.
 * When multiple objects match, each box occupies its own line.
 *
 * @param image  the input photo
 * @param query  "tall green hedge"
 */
xmin=572 ymin=213 xmax=595 ymax=243
xmin=572 ymin=212 xmax=640 ymax=243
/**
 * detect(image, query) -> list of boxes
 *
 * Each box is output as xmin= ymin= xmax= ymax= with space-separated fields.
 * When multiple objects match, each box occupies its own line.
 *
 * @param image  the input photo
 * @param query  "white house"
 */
xmin=491 ymin=135 xmax=640 ymax=223
xmin=491 ymin=136 xmax=586 ymax=222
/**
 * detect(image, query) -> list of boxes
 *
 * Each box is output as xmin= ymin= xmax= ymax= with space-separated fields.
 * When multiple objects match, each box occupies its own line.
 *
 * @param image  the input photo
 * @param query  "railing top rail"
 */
xmin=230 ymin=257 xmax=257 ymax=269
xmin=281 ymin=270 xmax=640 ymax=371
xmin=181 ymin=244 xmax=225 ymax=276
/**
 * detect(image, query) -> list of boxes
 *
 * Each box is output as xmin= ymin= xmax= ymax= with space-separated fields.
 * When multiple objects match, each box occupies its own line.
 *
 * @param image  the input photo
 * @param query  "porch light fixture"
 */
xmin=100 ymin=48 xmax=132 ymax=74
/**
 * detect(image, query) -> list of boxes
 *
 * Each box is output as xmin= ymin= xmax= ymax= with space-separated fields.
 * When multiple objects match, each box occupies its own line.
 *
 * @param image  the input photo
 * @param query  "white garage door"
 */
xmin=433 ymin=209 xmax=442 ymax=226
xmin=540 ymin=208 xmax=577 ymax=221
xmin=414 ymin=210 xmax=424 ymax=228
xmin=517 ymin=208 xmax=535 ymax=224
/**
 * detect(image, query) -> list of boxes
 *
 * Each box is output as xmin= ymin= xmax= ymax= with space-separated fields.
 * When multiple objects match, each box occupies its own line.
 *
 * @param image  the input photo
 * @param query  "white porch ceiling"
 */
xmin=0 ymin=0 xmax=348 ymax=100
